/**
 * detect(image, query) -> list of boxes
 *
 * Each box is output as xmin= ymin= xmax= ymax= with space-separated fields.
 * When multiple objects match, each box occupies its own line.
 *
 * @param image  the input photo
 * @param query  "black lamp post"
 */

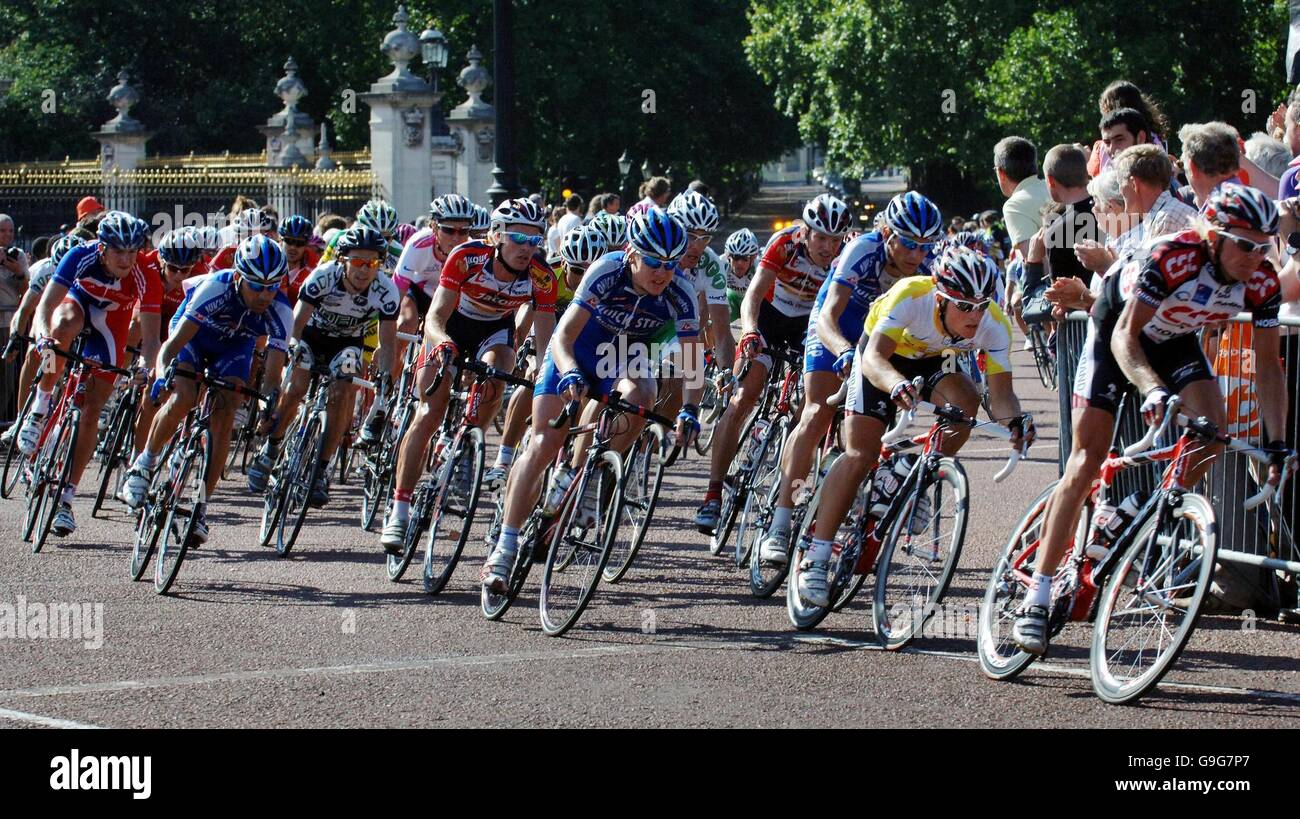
xmin=420 ymin=25 xmax=449 ymax=137
xmin=486 ymin=0 xmax=518 ymax=204
xmin=618 ymin=149 xmax=633 ymax=211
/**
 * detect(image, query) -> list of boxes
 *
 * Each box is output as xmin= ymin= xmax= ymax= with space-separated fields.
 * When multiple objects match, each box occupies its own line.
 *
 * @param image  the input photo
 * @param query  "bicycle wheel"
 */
xmin=745 ymin=420 xmax=790 ymax=597
xmin=872 ymin=457 xmax=969 ymax=650
xmin=91 ymin=388 xmax=136 ymax=518
xmin=154 ymin=433 xmax=207 ymax=595
xmin=362 ymin=403 xmax=408 ymax=531
xmin=605 ymin=424 xmax=666 ymax=583
xmin=33 ymin=412 xmax=78 ymax=554
xmin=539 ymin=449 xmax=623 ymax=636
xmin=1030 ymin=326 xmax=1057 ymax=390
xmin=129 ymin=499 xmax=164 ymax=581
xmin=275 ymin=418 xmax=324 ymax=556
xmin=258 ymin=446 xmax=290 ymax=549
xmin=977 ymin=482 xmax=1058 ymax=681
xmin=788 ymin=476 xmax=873 ymax=629
xmin=1090 ymin=492 xmax=1216 ymax=705
xmin=710 ymin=412 xmax=766 ymax=556
xmin=2 ymin=387 xmax=36 ymax=500
xmin=694 ymin=378 xmax=721 ymax=456
xmin=481 ymin=510 xmax=543 ymax=621
xmin=421 ymin=427 xmax=485 ymax=594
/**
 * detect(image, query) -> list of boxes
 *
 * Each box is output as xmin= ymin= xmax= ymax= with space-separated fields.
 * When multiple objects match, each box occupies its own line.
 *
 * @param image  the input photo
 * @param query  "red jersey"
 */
xmin=438 ymin=240 xmax=556 ymax=321
xmin=758 ymin=226 xmax=836 ymax=317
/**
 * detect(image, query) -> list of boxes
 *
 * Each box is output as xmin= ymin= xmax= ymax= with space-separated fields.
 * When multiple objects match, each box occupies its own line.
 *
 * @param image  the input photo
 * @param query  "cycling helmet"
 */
xmin=589 ymin=212 xmax=627 ymax=248
xmin=560 ymin=225 xmax=608 ymax=267
xmin=668 ymin=191 xmax=720 ymax=233
xmin=238 ymin=207 xmax=276 ymax=234
xmin=234 ymin=235 xmax=287 ymax=285
xmin=801 ymin=193 xmax=852 ymax=237
xmin=1202 ymin=183 xmax=1279 ymax=235
xmin=882 ymin=191 xmax=942 ymax=241
xmin=157 ymin=229 xmax=202 ymax=268
xmin=279 ymin=215 xmax=313 ymax=242
xmin=724 ymin=228 xmax=760 ymax=257
xmin=628 ymin=207 xmax=689 ymax=260
xmin=490 ymin=197 xmax=546 ymax=231
xmin=97 ymin=211 xmax=147 ymax=249
xmin=49 ymin=234 xmax=84 ymax=266
xmin=430 ymin=193 xmax=476 ymax=223
xmin=933 ymin=246 xmax=998 ymax=303
xmin=471 ymin=205 xmax=491 ymax=233
xmin=357 ymin=199 xmax=399 ymax=237
xmin=943 ymin=230 xmax=991 ymax=255
xmin=395 ymin=223 xmax=416 ymax=246
xmin=336 ymin=225 xmax=387 ymax=254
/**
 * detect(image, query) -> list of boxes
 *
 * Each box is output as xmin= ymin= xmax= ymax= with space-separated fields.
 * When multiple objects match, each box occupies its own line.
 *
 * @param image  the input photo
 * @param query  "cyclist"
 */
xmin=321 ymin=200 xmax=403 ymax=269
xmin=481 ymin=207 xmax=702 ymax=592
xmin=470 ymin=205 xmax=491 ymax=241
xmin=721 ymin=228 xmax=760 ymax=323
xmin=247 ymin=226 xmax=399 ymax=505
xmin=483 ymin=223 xmax=604 ymax=490
xmin=380 ymin=198 xmax=557 ymax=553
xmin=119 ymin=236 xmax=292 ymax=544
xmin=278 ymin=215 xmax=320 ymax=303
xmin=393 ymin=194 xmax=476 ymax=329
xmin=589 ymin=211 xmax=628 ymax=251
xmin=1012 ymin=183 xmax=1289 ymax=655
xmin=210 ymin=208 xmax=275 ymax=271
xmin=695 ymin=193 xmax=851 ymax=534
xmin=16 ymin=212 xmax=160 ymax=536
xmin=760 ymin=192 xmax=942 ymax=563
xmin=796 ymin=246 xmax=1034 ymax=605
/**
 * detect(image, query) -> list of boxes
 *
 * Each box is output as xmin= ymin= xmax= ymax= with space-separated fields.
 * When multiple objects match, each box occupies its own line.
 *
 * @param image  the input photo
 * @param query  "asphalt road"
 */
xmin=1 ymin=346 xmax=1298 ymax=728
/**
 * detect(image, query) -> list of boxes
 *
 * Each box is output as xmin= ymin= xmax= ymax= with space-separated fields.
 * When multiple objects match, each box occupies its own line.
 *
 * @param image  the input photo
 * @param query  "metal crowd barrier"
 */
xmin=1055 ymin=311 xmax=1300 ymax=579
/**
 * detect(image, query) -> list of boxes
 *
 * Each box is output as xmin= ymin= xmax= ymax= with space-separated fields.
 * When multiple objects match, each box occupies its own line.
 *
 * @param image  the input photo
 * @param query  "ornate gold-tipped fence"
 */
xmin=0 ymin=151 xmax=381 ymax=243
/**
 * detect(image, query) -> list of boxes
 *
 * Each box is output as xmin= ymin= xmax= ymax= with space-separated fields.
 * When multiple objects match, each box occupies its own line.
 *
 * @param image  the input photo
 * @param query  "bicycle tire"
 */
xmin=421 ymin=426 xmax=486 ymax=594
xmin=1 ymin=387 xmax=36 ymax=500
xmin=91 ymin=387 xmax=136 ymax=518
xmin=746 ymin=419 xmax=791 ymax=597
xmin=33 ymin=412 xmax=78 ymax=554
xmin=710 ymin=411 xmax=766 ymax=556
xmin=275 ymin=417 xmax=324 ymax=557
xmin=154 ymin=432 xmax=207 ymax=595
xmin=481 ymin=510 xmax=543 ymax=621
xmin=605 ymin=424 xmax=666 ymax=583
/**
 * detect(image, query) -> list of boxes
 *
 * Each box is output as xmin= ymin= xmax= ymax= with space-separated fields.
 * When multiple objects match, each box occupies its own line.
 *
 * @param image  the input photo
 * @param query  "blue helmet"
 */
xmin=97 ymin=211 xmax=147 ymax=250
xmin=883 ymin=191 xmax=942 ymax=241
xmin=628 ymin=207 xmax=688 ymax=260
xmin=158 ymin=229 xmax=202 ymax=268
xmin=234 ymin=235 xmax=287 ymax=285
xmin=49 ymin=234 xmax=84 ymax=266
xmin=279 ymin=215 xmax=312 ymax=242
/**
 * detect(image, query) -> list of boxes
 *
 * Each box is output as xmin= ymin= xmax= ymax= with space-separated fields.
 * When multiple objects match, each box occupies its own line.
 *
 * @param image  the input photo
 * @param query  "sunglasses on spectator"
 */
xmin=639 ymin=253 xmax=678 ymax=271
xmin=345 ymin=256 xmax=382 ymax=269
xmin=438 ymin=225 xmax=471 ymax=237
xmin=504 ymin=232 xmax=544 ymax=247
xmin=938 ymin=290 xmax=991 ymax=313
xmin=1218 ymin=231 xmax=1271 ymax=254
xmin=894 ymin=234 xmax=935 ymax=251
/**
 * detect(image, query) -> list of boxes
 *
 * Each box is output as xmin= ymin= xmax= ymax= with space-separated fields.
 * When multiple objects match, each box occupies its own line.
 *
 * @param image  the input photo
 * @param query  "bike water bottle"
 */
xmin=542 ymin=466 xmax=576 ymax=516
xmin=1084 ymin=502 xmax=1117 ymax=560
xmin=1101 ymin=492 xmax=1147 ymax=544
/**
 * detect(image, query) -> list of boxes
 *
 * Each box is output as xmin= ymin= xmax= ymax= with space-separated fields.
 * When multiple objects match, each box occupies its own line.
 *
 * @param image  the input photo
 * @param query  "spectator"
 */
xmin=627 ymin=176 xmax=672 ymax=219
xmin=948 ymin=216 xmax=965 ymax=236
xmin=995 ymin=136 xmax=1050 ymax=259
xmin=30 ymin=236 xmax=51 ymax=262
xmin=0 ymin=214 xmax=30 ymax=321
xmin=687 ymin=179 xmax=710 ymax=196
xmin=605 ymin=194 xmax=621 ymax=214
xmin=1087 ymin=80 xmax=1169 ymax=177
xmin=1245 ymin=132 xmax=1291 ymax=179
xmin=1177 ymin=121 xmax=1245 ymax=207
xmin=1098 ymin=108 xmax=1153 ymax=165
xmin=1111 ymin=144 xmax=1198 ymax=264
xmin=1025 ymin=144 xmax=1097 ymax=307
xmin=1277 ymin=97 xmax=1300 ymax=200
xmin=585 ymin=193 xmax=608 ymax=220
xmin=979 ymin=210 xmax=1010 ymax=266
xmin=547 ymin=192 xmax=585 ymax=254
xmin=75 ymin=195 xmax=105 ymax=224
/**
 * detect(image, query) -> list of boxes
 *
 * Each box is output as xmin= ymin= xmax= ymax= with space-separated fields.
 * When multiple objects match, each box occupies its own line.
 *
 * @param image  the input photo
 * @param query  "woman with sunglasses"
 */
xmin=381 ymin=198 xmax=556 ymax=554
xmin=758 ymin=191 xmax=942 ymax=566
xmin=695 ymin=193 xmax=851 ymax=536
xmin=483 ymin=224 xmax=605 ymax=492
xmin=795 ymin=246 xmax=1033 ymax=606
xmin=481 ymin=207 xmax=704 ymax=593
xmin=1013 ymin=183 xmax=1291 ymax=656
xmin=119 ymin=236 xmax=292 ymax=545
xmin=247 ymin=226 xmax=399 ymax=508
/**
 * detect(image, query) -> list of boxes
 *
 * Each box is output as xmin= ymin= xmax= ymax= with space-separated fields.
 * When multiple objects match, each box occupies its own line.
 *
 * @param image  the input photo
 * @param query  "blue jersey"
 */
xmin=807 ymin=230 xmax=933 ymax=347
xmin=172 ymin=270 xmax=293 ymax=353
xmin=570 ymin=252 xmax=699 ymax=353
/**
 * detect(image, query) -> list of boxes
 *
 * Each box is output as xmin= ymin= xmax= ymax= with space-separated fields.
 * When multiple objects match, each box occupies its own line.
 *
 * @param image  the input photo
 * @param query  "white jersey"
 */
xmin=298 ymin=261 xmax=401 ymax=338
xmin=680 ymin=247 xmax=727 ymax=307
xmin=392 ymin=227 xmax=449 ymax=296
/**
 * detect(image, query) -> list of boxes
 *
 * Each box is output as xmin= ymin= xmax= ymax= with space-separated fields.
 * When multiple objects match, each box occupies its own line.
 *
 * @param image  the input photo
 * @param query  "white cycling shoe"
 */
xmin=16 ymin=411 xmax=45 ymax=456
xmin=759 ymin=529 xmax=791 ymax=565
xmin=797 ymin=558 xmax=831 ymax=607
xmin=481 ymin=543 xmax=517 ymax=593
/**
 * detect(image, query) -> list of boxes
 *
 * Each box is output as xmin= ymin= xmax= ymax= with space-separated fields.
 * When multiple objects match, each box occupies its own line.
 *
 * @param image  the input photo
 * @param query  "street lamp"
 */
xmin=618 ymin=149 xmax=633 ymax=207
xmin=420 ymin=25 xmax=449 ymax=137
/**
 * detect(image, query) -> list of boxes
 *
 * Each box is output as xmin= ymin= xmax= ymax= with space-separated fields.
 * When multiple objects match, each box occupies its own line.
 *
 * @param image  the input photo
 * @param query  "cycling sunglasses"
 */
xmin=239 ymin=276 xmax=280 ymax=293
xmin=1218 ymin=231 xmax=1271 ymax=254
xmin=282 ymin=238 xmax=308 ymax=248
xmin=894 ymin=233 xmax=936 ymax=251
xmin=639 ymin=254 xmax=678 ymax=271
xmin=345 ymin=256 xmax=383 ymax=269
xmin=504 ymin=231 xmax=544 ymax=247
xmin=938 ymin=290 xmax=991 ymax=313
xmin=438 ymin=224 xmax=472 ymax=237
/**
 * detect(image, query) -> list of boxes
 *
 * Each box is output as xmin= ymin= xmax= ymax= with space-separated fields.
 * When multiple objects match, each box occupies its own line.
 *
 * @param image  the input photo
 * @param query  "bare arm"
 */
xmin=815 ymin=282 xmax=855 ymax=360
xmin=1110 ymin=298 xmax=1162 ymax=395
xmin=1251 ymin=325 xmax=1288 ymax=443
xmin=740 ymin=265 xmax=775 ymax=337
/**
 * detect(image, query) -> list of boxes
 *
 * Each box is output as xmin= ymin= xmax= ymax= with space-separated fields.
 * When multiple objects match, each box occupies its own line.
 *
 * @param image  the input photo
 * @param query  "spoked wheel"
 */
xmin=873 ymin=457 xmax=969 ymax=650
xmin=1029 ymin=326 xmax=1057 ymax=390
xmin=421 ymin=427 xmax=486 ymax=594
xmin=977 ymin=482 xmax=1058 ymax=681
xmin=33 ymin=415 xmax=78 ymax=554
xmin=222 ymin=399 xmax=255 ymax=479
xmin=481 ymin=511 xmax=543 ymax=621
xmin=275 ymin=420 xmax=324 ymax=557
xmin=1090 ymin=492 xmax=1216 ymax=705
xmin=787 ymin=476 xmax=873 ymax=630
xmin=709 ymin=413 xmax=767 ymax=556
xmin=745 ymin=421 xmax=790 ymax=597
xmin=388 ymin=481 xmax=430 ymax=582
xmin=92 ymin=390 xmax=137 ymax=518
xmin=694 ymin=377 xmax=723 ymax=456
xmin=539 ymin=450 xmax=623 ymax=636
xmin=605 ymin=424 xmax=666 ymax=583
xmin=129 ymin=498 xmax=164 ymax=581
xmin=154 ymin=435 xmax=208 ymax=595
xmin=362 ymin=406 xmax=408 ymax=531
xmin=2 ymin=388 xmax=36 ymax=500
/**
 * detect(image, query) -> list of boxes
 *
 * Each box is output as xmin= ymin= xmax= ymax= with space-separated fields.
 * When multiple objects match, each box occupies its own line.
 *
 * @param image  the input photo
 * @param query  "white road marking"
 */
xmin=0 ymin=706 xmax=105 ymax=729
xmin=792 ymin=635 xmax=1300 ymax=704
